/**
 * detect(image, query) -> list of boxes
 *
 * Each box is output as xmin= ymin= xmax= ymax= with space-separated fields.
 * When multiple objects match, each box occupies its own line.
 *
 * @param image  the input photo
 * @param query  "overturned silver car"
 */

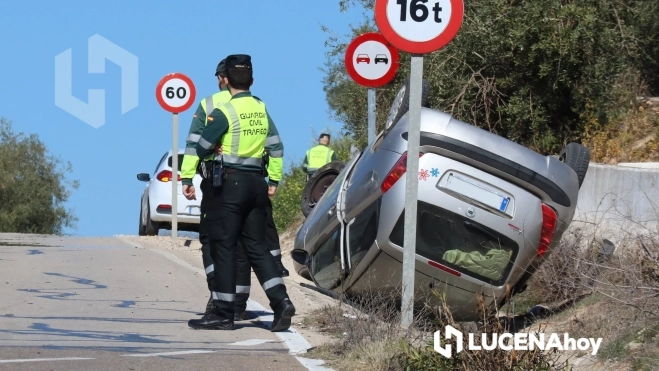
xmin=291 ymin=81 xmax=590 ymax=321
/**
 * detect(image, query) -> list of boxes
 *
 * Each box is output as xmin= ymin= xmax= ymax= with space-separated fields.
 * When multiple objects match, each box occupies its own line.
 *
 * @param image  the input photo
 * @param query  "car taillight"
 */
xmin=380 ymin=152 xmax=424 ymax=194
xmin=538 ymin=204 xmax=557 ymax=257
xmin=158 ymin=204 xmax=171 ymax=209
xmin=156 ymin=170 xmax=181 ymax=182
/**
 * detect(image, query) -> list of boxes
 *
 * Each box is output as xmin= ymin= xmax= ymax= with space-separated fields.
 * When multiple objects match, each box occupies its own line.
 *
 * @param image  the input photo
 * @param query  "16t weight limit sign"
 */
xmin=376 ymin=0 xmax=464 ymax=54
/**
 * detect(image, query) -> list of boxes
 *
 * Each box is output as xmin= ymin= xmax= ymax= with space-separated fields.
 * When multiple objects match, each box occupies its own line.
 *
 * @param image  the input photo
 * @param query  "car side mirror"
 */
xmin=291 ymin=250 xmax=310 ymax=266
xmin=137 ymin=173 xmax=151 ymax=182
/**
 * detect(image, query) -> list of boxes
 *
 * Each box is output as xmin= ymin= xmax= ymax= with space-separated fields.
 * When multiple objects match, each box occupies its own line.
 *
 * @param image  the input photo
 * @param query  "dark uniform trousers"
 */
xmin=234 ymin=196 xmax=280 ymax=313
xmin=199 ymin=178 xmax=214 ymax=292
xmin=206 ymin=170 xmax=288 ymax=319
xmin=200 ymin=175 xmax=282 ymax=313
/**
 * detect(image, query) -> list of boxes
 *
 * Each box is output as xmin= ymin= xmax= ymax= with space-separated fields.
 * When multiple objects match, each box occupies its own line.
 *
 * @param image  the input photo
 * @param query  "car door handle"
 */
xmin=328 ymin=204 xmax=336 ymax=216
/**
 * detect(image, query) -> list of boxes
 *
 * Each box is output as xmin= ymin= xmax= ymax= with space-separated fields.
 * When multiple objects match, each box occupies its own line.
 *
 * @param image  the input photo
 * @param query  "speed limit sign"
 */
xmin=155 ymin=72 xmax=196 ymax=241
xmin=375 ymin=0 xmax=464 ymax=54
xmin=156 ymin=73 xmax=196 ymax=113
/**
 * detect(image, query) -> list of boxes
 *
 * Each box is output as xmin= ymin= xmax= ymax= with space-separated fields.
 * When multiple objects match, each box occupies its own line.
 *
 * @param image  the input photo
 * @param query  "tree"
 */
xmin=0 ymin=117 xmax=79 ymax=234
xmin=323 ymin=0 xmax=659 ymax=154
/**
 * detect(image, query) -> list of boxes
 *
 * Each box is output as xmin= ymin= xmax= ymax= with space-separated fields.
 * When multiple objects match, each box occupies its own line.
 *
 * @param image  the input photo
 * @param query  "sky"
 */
xmin=0 ymin=0 xmax=368 ymax=237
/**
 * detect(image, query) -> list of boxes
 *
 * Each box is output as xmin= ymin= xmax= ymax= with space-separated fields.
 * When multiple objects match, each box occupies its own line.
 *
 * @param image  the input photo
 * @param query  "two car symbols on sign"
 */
xmin=356 ymin=54 xmax=389 ymax=64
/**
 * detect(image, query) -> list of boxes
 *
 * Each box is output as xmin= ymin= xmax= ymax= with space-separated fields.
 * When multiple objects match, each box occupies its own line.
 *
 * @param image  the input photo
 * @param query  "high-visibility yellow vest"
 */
xmin=180 ymin=90 xmax=232 ymax=181
xmin=216 ymin=96 xmax=268 ymax=167
xmin=306 ymin=145 xmax=334 ymax=172
xmin=202 ymin=90 xmax=231 ymax=125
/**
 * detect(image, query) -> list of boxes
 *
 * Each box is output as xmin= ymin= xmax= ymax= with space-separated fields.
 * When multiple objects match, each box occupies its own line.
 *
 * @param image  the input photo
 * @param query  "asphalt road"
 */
xmin=0 ymin=233 xmax=323 ymax=370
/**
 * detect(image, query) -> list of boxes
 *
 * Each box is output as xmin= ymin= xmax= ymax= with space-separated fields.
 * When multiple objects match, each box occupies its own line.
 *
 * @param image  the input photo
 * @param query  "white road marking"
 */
xmin=122 ymin=350 xmax=214 ymax=357
xmin=229 ymin=339 xmax=275 ymax=346
xmin=295 ymin=357 xmax=334 ymax=371
xmin=123 ymin=241 xmax=336 ymax=371
xmin=0 ymin=357 xmax=94 ymax=363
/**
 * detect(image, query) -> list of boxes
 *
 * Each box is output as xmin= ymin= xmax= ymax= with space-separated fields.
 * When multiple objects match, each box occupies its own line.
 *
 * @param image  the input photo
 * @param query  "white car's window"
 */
xmin=154 ymin=153 xmax=168 ymax=175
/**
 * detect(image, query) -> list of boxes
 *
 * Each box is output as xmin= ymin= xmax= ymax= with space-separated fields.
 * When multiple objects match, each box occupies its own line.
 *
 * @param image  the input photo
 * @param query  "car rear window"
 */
xmin=167 ymin=155 xmax=185 ymax=169
xmin=389 ymin=201 xmax=518 ymax=286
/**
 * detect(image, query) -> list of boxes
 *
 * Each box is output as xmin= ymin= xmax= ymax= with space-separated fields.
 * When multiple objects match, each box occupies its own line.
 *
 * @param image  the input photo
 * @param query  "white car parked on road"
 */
xmin=136 ymin=149 xmax=203 ymax=236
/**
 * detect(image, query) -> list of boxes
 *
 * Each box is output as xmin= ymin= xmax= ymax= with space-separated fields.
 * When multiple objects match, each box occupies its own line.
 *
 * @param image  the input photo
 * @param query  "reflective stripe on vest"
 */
xmin=203 ymin=90 xmax=232 ymax=125
xmin=190 ymin=90 xmax=232 ymax=160
xmin=306 ymin=145 xmax=333 ymax=171
xmin=217 ymin=98 xmax=268 ymax=167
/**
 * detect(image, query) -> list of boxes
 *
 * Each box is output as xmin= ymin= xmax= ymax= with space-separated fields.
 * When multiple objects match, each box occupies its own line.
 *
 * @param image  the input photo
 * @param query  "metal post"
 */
xmin=368 ymin=88 xmax=376 ymax=144
xmin=171 ymin=113 xmax=178 ymax=240
xmin=401 ymin=55 xmax=424 ymax=328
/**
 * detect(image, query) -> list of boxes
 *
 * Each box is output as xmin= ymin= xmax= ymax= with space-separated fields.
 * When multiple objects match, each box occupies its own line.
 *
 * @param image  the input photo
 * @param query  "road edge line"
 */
xmin=114 ymin=236 xmax=334 ymax=371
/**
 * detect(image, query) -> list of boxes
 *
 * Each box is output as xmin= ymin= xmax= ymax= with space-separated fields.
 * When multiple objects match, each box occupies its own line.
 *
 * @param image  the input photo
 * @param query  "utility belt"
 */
xmin=199 ymin=155 xmax=266 ymax=188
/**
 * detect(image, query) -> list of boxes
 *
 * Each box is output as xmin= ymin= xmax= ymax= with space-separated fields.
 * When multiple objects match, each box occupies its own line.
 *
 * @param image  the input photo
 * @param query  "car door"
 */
xmin=339 ymin=133 xmax=402 ymax=275
xmin=305 ymin=150 xmax=362 ymax=292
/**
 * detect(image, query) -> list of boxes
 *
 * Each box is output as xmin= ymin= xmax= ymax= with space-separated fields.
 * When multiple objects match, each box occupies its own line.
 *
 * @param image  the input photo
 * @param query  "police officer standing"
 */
xmin=189 ymin=54 xmax=295 ymax=332
xmin=181 ymin=60 xmax=288 ymax=319
xmin=181 ymin=59 xmax=232 ymax=317
xmin=303 ymin=133 xmax=338 ymax=180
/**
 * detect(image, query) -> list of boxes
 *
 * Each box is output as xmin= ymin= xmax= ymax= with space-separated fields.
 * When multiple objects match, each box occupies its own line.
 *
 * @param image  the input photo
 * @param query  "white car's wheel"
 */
xmin=138 ymin=203 xmax=147 ymax=236
xmin=143 ymin=200 xmax=160 ymax=236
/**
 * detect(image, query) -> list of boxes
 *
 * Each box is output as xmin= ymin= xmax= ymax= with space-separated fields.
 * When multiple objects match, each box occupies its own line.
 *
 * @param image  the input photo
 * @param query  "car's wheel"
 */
xmin=384 ymin=78 xmax=431 ymax=135
xmin=558 ymin=143 xmax=591 ymax=188
xmin=138 ymin=202 xmax=146 ymax=236
xmin=300 ymin=161 xmax=346 ymax=218
xmin=143 ymin=200 xmax=161 ymax=236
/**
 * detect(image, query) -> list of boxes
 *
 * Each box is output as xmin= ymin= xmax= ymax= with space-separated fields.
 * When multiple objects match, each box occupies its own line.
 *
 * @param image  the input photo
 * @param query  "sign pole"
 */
xmin=375 ymin=0 xmax=464 ymax=329
xmin=401 ymin=55 xmax=424 ymax=328
xmin=368 ymin=88 xmax=376 ymax=144
xmin=156 ymin=72 xmax=196 ymax=241
xmin=171 ymin=113 xmax=179 ymax=240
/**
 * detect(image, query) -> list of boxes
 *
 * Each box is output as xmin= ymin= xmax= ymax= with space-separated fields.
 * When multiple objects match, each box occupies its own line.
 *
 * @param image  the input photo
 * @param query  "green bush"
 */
xmin=0 ymin=117 xmax=79 ymax=234
xmin=324 ymin=0 xmax=659 ymax=154
xmin=271 ymin=132 xmax=356 ymax=232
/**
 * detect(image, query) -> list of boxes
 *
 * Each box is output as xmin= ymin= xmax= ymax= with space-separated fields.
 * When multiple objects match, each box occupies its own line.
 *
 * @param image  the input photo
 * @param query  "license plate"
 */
xmin=187 ymin=206 xmax=200 ymax=215
xmin=444 ymin=174 xmax=510 ymax=212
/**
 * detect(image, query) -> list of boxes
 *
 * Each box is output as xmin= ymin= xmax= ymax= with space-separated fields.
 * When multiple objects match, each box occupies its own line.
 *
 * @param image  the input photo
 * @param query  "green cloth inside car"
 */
xmin=442 ymin=249 xmax=512 ymax=281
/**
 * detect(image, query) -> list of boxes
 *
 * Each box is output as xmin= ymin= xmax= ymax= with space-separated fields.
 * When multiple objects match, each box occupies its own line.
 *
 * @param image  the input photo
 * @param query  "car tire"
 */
xmin=559 ymin=143 xmax=591 ymax=188
xmin=144 ymin=201 xmax=161 ymax=236
xmin=300 ymin=161 xmax=347 ymax=218
xmin=384 ymin=78 xmax=431 ymax=135
xmin=138 ymin=203 xmax=147 ymax=236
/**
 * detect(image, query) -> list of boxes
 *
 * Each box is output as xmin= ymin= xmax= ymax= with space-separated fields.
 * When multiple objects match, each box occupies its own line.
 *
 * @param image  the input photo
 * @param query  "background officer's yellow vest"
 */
xmin=217 ymin=98 xmax=268 ymax=166
xmin=306 ymin=145 xmax=334 ymax=171
xmin=201 ymin=90 xmax=231 ymax=161
xmin=204 ymin=90 xmax=231 ymax=124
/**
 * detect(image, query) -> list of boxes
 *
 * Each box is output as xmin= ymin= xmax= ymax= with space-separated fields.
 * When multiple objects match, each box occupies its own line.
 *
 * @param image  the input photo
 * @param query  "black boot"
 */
xmin=196 ymin=295 xmax=213 ymax=316
xmin=188 ymin=312 xmax=234 ymax=330
xmin=271 ymin=298 xmax=295 ymax=332
xmin=276 ymin=260 xmax=290 ymax=277
xmin=234 ymin=310 xmax=249 ymax=321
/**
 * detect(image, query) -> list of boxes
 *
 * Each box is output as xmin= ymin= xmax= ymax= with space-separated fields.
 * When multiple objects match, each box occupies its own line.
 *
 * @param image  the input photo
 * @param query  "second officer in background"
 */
xmin=189 ymin=54 xmax=295 ymax=332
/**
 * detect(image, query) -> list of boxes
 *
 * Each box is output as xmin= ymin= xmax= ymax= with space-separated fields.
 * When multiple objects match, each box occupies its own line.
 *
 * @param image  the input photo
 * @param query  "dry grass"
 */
xmin=582 ymin=98 xmax=659 ymax=164
xmin=502 ymin=217 xmax=659 ymax=370
xmin=300 ymin=216 xmax=659 ymax=370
